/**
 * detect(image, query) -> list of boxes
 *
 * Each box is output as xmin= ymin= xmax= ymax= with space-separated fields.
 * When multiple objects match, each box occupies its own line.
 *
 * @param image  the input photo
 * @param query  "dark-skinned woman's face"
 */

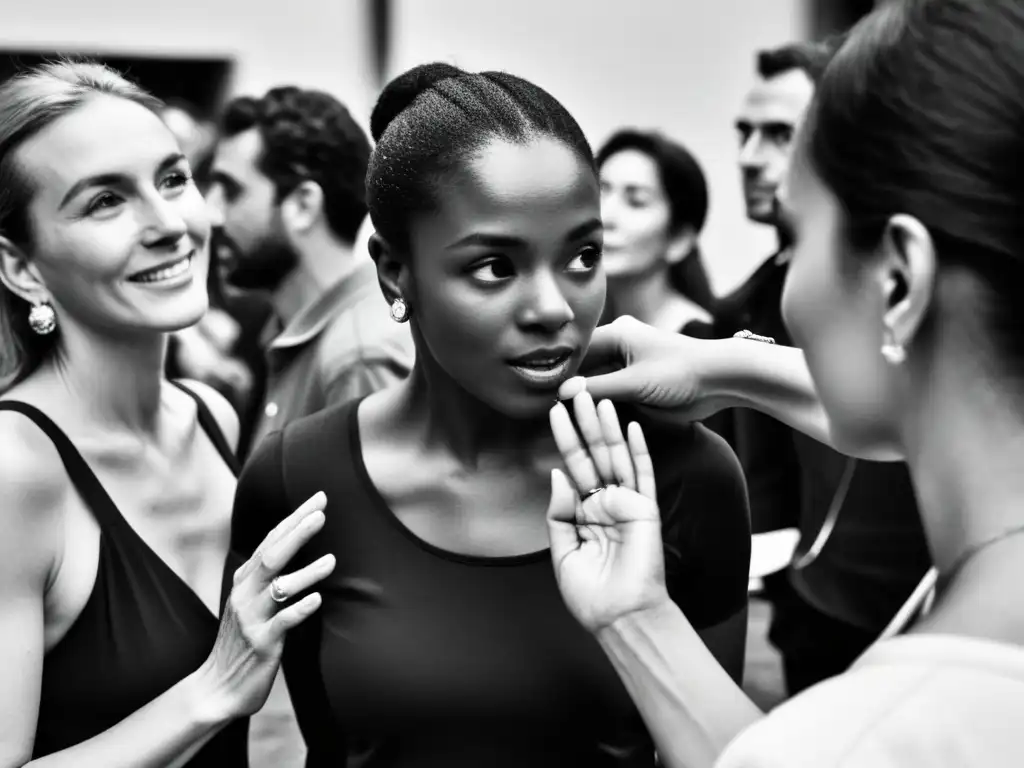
xmin=403 ymin=136 xmax=606 ymax=419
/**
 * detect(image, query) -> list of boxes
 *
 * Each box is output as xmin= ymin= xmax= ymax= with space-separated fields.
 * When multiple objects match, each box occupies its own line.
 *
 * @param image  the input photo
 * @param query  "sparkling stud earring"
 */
xmin=28 ymin=302 xmax=57 ymax=336
xmin=389 ymin=297 xmax=409 ymax=323
xmin=880 ymin=328 xmax=906 ymax=366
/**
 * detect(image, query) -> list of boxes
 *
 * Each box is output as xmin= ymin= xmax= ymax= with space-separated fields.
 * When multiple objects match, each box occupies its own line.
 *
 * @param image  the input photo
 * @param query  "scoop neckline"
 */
xmin=347 ymin=399 xmax=552 ymax=567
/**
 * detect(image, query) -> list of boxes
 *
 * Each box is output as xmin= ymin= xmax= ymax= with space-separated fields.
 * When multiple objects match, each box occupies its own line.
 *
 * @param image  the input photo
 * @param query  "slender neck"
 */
xmin=607 ymin=269 xmax=702 ymax=331
xmin=41 ymin=319 xmax=169 ymax=435
xmin=901 ymin=354 xmax=1024 ymax=640
xmin=391 ymin=338 xmax=556 ymax=470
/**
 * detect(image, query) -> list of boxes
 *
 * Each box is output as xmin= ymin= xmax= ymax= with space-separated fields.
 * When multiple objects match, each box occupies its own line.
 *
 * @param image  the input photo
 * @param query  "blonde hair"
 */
xmin=0 ymin=60 xmax=163 ymax=392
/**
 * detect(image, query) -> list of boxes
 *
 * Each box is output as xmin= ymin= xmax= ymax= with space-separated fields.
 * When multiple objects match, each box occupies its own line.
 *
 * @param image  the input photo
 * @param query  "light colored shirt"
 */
xmin=718 ymin=634 xmax=1024 ymax=767
xmin=251 ymin=261 xmax=414 ymax=450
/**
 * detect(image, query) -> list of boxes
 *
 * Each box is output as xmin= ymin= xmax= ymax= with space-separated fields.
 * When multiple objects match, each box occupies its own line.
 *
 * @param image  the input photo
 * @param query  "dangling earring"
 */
xmin=28 ymin=301 xmax=57 ymax=336
xmin=389 ymin=297 xmax=409 ymax=323
xmin=880 ymin=327 xmax=905 ymax=366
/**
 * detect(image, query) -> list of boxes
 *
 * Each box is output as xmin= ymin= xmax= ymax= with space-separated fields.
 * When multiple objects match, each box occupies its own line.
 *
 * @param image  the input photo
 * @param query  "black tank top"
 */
xmin=0 ymin=382 xmax=249 ymax=766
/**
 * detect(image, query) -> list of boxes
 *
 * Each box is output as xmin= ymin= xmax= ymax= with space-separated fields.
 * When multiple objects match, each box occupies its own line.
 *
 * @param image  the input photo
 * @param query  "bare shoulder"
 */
xmin=171 ymin=379 xmax=241 ymax=453
xmin=0 ymin=408 xmax=67 ymax=580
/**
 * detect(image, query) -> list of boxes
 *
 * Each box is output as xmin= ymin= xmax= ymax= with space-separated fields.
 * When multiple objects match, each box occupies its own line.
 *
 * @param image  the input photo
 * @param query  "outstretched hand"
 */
xmin=558 ymin=315 xmax=728 ymax=424
xmin=546 ymin=392 xmax=671 ymax=633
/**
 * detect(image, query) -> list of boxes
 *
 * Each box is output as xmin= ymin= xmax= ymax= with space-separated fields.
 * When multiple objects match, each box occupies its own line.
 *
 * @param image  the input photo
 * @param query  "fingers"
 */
xmin=575 ymin=323 xmax=626 ymax=373
xmin=237 ymin=492 xmax=326 ymax=583
xmin=628 ymin=422 xmax=656 ymax=501
xmin=258 ymin=507 xmax=326 ymax=579
xmin=266 ymin=553 xmax=336 ymax=604
xmin=550 ymin=401 xmax=602 ymax=495
xmin=269 ymin=592 xmax=323 ymax=634
xmin=558 ymin=318 xmax=643 ymax=402
xmin=598 ymin=484 xmax=661 ymax=524
xmin=546 ymin=468 xmax=583 ymax=560
xmin=596 ymin=399 xmax=635 ymax=492
xmin=558 ymin=368 xmax=642 ymax=405
xmin=572 ymin=392 xmax=614 ymax=485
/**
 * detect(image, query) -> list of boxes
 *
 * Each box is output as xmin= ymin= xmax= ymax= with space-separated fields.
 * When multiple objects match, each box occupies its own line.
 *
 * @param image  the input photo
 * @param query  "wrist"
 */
xmin=595 ymin=596 xmax=680 ymax=647
xmin=697 ymin=339 xmax=753 ymax=411
xmin=186 ymin=660 xmax=241 ymax=727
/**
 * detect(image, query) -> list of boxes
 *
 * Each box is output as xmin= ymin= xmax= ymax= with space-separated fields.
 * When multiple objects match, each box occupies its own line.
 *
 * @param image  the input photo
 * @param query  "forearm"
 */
xmin=597 ymin=601 xmax=763 ymax=768
xmin=26 ymin=666 xmax=233 ymax=768
xmin=707 ymin=341 xmax=832 ymax=446
xmin=706 ymin=341 xmax=903 ymax=460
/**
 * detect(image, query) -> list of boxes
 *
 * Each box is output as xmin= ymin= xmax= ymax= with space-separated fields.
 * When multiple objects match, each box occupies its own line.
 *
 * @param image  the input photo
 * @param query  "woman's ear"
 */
xmin=876 ymin=213 xmax=936 ymax=353
xmin=0 ymin=235 xmax=49 ymax=304
xmin=368 ymin=232 xmax=412 ymax=307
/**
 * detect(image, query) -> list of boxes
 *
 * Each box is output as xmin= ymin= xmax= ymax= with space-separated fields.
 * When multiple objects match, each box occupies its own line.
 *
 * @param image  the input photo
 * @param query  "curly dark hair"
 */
xmin=221 ymin=87 xmax=371 ymax=243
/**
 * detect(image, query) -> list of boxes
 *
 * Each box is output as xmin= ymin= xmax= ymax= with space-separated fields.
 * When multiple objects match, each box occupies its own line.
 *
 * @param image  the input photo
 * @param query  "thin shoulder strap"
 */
xmin=0 ymin=401 xmax=125 ymax=527
xmin=169 ymin=380 xmax=241 ymax=477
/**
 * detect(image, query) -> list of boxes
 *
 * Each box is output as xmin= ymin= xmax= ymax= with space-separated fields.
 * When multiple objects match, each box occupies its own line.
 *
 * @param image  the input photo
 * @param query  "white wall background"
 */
xmin=0 ymin=0 xmax=378 ymax=127
xmin=2 ymin=0 xmax=807 ymax=293
xmin=391 ymin=0 xmax=807 ymax=293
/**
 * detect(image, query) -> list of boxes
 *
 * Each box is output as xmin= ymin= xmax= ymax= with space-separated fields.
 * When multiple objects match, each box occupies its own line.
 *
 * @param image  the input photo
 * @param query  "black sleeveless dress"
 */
xmin=0 ymin=381 xmax=249 ymax=766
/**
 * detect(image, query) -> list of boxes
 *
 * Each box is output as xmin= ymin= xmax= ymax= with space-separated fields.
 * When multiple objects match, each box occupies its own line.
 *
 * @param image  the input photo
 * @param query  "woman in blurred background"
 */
xmin=0 ymin=61 xmax=330 ymax=767
xmin=597 ymin=129 xmax=716 ymax=333
xmin=598 ymin=129 xmax=731 ymax=440
xmin=233 ymin=62 xmax=751 ymax=767
xmin=550 ymin=1 xmax=1024 ymax=765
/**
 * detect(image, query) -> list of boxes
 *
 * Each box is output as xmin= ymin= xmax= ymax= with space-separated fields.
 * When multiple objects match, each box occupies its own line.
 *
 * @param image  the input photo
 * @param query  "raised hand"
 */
xmin=546 ymin=392 xmax=671 ymax=633
xmin=200 ymin=491 xmax=335 ymax=717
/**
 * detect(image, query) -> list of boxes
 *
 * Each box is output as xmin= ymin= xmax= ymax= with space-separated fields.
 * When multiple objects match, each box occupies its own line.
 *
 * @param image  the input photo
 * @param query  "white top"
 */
xmin=717 ymin=634 xmax=1024 ymax=767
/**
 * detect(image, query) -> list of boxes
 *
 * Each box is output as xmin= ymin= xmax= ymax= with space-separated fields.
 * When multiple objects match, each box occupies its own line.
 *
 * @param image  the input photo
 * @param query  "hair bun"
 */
xmin=370 ymin=62 xmax=465 ymax=141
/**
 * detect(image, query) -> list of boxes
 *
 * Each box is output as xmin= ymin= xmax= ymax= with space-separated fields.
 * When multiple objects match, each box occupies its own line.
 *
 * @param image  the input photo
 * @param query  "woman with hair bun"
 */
xmin=232 ymin=62 xmax=752 ymax=766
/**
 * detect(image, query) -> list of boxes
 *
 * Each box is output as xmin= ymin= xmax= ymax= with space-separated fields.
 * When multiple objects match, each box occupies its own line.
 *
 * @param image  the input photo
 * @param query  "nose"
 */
xmin=739 ymin=130 xmax=767 ymax=170
xmin=140 ymin=192 xmax=188 ymax=248
xmin=518 ymin=270 xmax=574 ymax=332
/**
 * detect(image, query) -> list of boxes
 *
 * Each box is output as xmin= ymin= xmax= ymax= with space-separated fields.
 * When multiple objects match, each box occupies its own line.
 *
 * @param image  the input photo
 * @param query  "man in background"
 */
xmin=718 ymin=41 xmax=932 ymax=699
xmin=207 ymin=86 xmax=414 ymax=458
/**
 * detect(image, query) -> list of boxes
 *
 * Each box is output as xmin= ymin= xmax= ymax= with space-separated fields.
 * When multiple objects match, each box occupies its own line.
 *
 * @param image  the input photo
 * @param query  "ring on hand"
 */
xmin=580 ymin=486 xmax=607 ymax=502
xmin=269 ymin=577 xmax=289 ymax=604
xmin=733 ymin=329 xmax=776 ymax=344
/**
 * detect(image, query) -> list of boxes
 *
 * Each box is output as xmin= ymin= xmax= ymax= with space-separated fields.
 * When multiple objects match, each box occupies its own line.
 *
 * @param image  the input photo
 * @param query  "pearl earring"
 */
xmin=389 ymin=297 xmax=409 ymax=323
xmin=880 ymin=328 xmax=905 ymax=366
xmin=28 ymin=302 xmax=57 ymax=335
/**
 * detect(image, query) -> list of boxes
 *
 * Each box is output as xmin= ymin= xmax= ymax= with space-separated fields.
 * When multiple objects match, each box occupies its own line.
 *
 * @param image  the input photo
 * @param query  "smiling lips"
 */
xmin=127 ymin=253 xmax=193 ymax=284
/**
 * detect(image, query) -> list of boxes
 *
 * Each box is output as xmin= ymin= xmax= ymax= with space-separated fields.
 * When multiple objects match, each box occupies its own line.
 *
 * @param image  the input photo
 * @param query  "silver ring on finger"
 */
xmin=580 ymin=486 xmax=608 ymax=502
xmin=270 ymin=577 xmax=289 ymax=604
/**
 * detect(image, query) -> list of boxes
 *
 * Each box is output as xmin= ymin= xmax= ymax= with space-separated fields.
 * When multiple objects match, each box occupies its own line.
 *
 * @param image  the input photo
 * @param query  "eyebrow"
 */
xmin=446 ymin=217 xmax=603 ymax=250
xmin=59 ymin=152 xmax=187 ymax=210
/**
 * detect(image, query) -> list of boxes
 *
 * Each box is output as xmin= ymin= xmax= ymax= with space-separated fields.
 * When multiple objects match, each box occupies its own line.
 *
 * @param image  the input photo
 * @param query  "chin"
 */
xmin=156 ymin=292 xmax=211 ymax=333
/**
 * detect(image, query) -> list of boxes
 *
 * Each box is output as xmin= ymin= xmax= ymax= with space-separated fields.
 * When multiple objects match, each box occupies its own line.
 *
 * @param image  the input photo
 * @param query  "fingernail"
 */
xmin=574 ymin=389 xmax=593 ymax=404
xmin=559 ymin=377 xmax=585 ymax=399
